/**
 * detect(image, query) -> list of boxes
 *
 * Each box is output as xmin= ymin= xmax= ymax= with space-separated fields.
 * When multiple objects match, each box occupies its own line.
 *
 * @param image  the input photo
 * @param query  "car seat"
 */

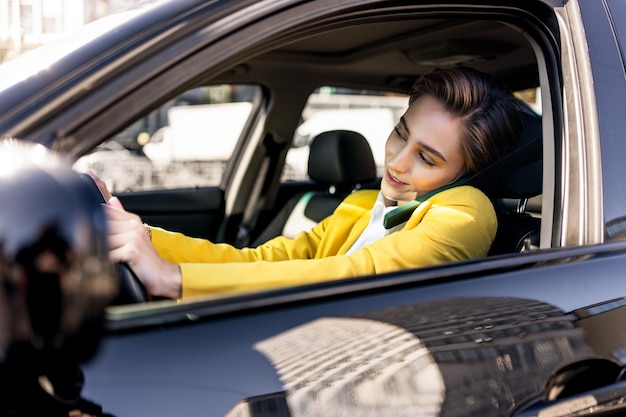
xmin=252 ymin=130 xmax=377 ymax=246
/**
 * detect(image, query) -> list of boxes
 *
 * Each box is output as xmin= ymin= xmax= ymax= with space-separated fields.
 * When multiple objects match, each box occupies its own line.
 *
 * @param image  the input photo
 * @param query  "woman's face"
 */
xmin=382 ymin=94 xmax=466 ymax=206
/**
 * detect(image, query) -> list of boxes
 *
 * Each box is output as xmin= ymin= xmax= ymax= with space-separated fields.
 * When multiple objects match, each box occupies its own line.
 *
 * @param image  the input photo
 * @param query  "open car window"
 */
xmin=284 ymin=86 xmax=542 ymax=182
xmin=67 ymin=7 xmax=553 ymax=310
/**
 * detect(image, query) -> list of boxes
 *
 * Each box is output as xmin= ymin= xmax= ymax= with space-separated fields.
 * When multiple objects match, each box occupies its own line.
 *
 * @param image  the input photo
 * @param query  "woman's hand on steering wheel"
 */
xmin=104 ymin=197 xmax=182 ymax=300
xmin=80 ymin=171 xmax=181 ymax=302
xmin=79 ymin=172 xmax=149 ymax=304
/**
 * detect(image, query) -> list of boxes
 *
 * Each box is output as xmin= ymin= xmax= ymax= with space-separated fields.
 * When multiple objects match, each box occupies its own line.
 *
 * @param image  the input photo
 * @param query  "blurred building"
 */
xmin=0 ymin=0 xmax=140 ymax=61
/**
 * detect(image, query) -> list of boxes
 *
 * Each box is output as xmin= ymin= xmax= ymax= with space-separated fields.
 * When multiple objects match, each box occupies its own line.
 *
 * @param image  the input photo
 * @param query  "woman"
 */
xmin=101 ymin=67 xmax=523 ymax=299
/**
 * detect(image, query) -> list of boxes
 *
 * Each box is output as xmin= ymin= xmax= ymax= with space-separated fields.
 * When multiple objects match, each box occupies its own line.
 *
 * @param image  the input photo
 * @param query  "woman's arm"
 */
xmin=104 ymin=198 xmax=182 ymax=298
xmin=103 ymin=196 xmax=331 ymax=299
xmin=178 ymin=187 xmax=496 ymax=298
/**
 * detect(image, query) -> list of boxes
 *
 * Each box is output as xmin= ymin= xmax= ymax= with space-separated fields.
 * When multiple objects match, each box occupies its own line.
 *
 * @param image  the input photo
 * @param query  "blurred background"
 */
xmin=0 ymin=0 xmax=142 ymax=62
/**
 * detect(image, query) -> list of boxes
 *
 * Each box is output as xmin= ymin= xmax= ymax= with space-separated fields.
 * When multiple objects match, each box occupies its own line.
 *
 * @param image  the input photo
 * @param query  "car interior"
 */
xmin=80 ymin=5 xmax=557 ymax=300
xmin=250 ymin=129 xmax=380 ymax=247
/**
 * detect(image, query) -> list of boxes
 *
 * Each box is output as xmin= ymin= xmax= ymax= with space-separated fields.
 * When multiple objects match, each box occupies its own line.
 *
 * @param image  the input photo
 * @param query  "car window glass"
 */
xmin=74 ymin=84 xmax=261 ymax=193
xmin=282 ymin=87 xmax=409 ymax=181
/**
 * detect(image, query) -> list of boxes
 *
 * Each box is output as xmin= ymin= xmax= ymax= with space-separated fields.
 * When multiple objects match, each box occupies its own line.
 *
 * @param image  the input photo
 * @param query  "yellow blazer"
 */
xmin=151 ymin=186 xmax=496 ymax=298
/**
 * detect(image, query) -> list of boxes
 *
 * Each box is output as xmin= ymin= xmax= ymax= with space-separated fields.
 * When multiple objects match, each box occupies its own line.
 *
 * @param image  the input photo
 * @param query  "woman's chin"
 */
xmin=382 ymin=180 xmax=417 ymax=203
xmin=382 ymin=191 xmax=415 ymax=206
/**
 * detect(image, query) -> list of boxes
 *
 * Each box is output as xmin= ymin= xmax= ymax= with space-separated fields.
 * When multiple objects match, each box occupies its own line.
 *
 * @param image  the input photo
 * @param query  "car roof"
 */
xmin=248 ymin=17 xmax=540 ymax=93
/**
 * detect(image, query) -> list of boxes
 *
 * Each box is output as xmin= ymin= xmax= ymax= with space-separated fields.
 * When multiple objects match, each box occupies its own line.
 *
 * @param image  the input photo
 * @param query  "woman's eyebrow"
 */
xmin=400 ymin=116 xmax=448 ymax=163
xmin=420 ymin=143 xmax=447 ymax=163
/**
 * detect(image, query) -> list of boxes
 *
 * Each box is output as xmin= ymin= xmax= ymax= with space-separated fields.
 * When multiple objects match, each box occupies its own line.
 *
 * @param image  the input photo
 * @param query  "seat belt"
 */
xmin=235 ymin=135 xmax=286 ymax=247
xmin=235 ymin=156 xmax=270 ymax=247
xmin=383 ymin=177 xmax=468 ymax=229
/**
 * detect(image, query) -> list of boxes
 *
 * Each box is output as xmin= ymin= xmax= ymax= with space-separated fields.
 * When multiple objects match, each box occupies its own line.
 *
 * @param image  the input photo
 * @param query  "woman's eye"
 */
xmin=419 ymin=152 xmax=436 ymax=167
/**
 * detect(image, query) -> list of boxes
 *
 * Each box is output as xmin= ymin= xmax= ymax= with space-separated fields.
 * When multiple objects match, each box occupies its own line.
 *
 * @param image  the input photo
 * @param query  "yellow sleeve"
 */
xmin=151 ymin=219 xmax=326 ymax=264
xmin=150 ymin=189 xmax=378 ymax=265
xmin=174 ymin=186 xmax=496 ymax=299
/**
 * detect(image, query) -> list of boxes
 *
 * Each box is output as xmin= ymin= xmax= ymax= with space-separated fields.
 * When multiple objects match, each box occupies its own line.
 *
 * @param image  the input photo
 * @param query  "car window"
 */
xmin=283 ymin=85 xmax=542 ymax=182
xmin=74 ymin=84 xmax=261 ymax=193
xmin=282 ymin=87 xmax=409 ymax=181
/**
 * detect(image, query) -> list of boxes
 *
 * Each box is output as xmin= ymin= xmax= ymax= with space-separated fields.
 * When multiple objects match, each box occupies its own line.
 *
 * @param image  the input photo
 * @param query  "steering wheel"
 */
xmin=79 ymin=173 xmax=149 ymax=304
xmin=112 ymin=263 xmax=149 ymax=304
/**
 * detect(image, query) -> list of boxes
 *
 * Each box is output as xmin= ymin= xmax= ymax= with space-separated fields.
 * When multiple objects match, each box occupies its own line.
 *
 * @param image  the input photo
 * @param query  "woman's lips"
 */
xmin=385 ymin=170 xmax=406 ymax=188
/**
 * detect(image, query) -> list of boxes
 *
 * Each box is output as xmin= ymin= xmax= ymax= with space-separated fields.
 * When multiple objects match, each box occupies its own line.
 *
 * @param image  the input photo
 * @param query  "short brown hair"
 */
xmin=409 ymin=67 xmax=523 ymax=175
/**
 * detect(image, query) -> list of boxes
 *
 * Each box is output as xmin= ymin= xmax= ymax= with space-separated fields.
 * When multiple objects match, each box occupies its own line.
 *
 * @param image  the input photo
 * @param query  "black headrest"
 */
xmin=467 ymin=106 xmax=543 ymax=199
xmin=307 ymin=130 xmax=377 ymax=186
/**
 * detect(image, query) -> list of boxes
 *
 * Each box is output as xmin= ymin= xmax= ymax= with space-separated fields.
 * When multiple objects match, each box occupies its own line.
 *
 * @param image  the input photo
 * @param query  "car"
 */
xmin=1 ymin=0 xmax=626 ymax=416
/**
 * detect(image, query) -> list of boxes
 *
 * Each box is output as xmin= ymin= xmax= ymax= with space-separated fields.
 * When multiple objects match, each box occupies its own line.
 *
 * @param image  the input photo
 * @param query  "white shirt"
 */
xmin=345 ymin=191 xmax=405 ymax=255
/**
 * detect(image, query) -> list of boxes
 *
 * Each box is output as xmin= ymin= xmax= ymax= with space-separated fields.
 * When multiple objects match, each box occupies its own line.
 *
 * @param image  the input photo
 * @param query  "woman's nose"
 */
xmin=388 ymin=146 xmax=412 ymax=173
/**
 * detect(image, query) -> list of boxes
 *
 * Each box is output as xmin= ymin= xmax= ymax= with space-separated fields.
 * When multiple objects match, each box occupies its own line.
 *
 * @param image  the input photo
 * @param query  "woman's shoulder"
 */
xmin=341 ymin=189 xmax=380 ymax=208
xmin=430 ymin=185 xmax=494 ymax=215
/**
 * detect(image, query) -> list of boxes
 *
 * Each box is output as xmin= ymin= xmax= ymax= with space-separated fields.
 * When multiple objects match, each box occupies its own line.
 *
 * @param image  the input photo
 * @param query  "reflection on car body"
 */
xmin=241 ymin=297 xmax=596 ymax=417
xmin=1 ymin=0 xmax=626 ymax=416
